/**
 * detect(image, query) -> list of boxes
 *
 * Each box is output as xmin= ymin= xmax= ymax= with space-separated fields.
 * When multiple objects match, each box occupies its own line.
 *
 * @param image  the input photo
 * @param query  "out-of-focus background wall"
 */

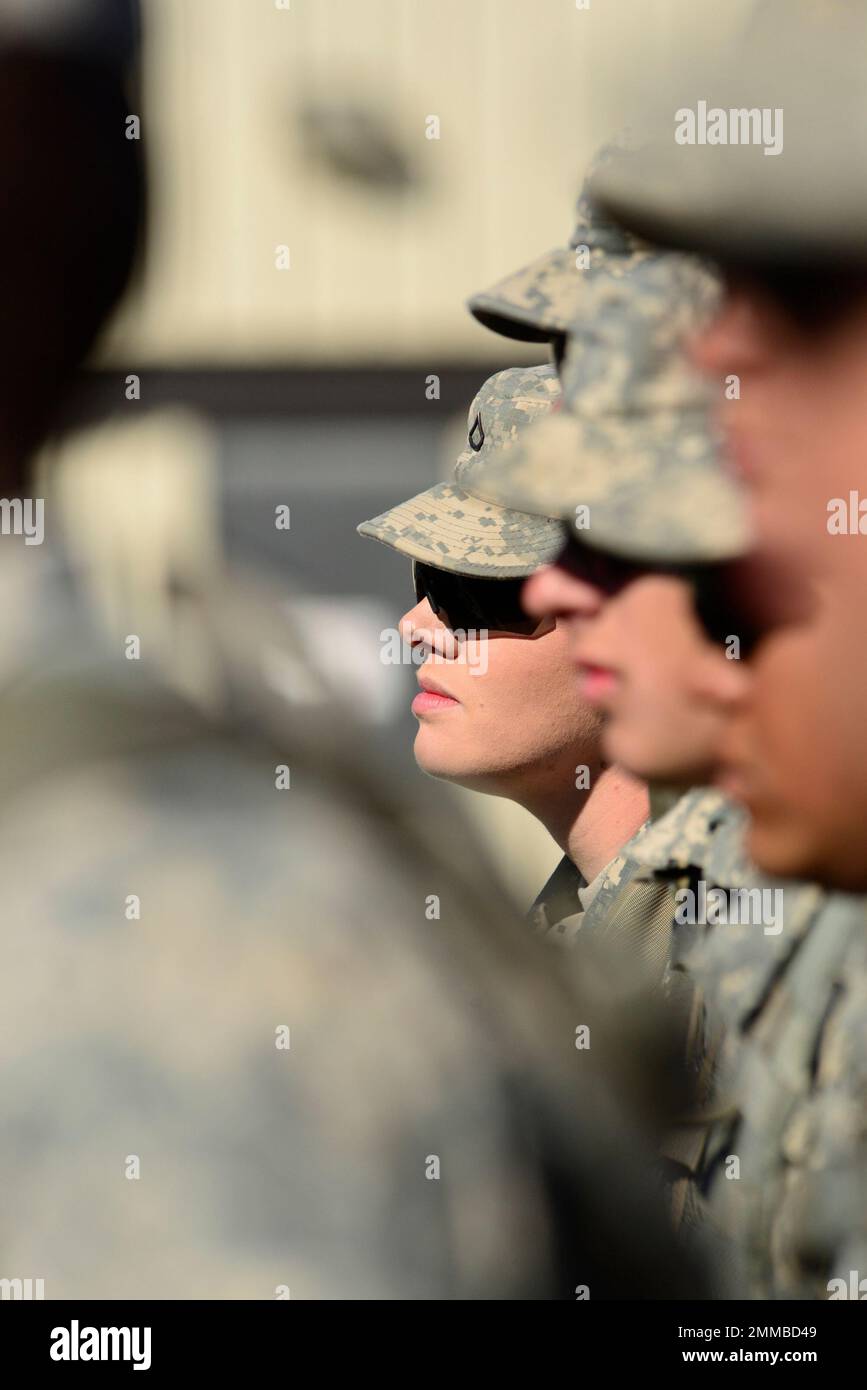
xmin=55 ymin=0 xmax=754 ymax=904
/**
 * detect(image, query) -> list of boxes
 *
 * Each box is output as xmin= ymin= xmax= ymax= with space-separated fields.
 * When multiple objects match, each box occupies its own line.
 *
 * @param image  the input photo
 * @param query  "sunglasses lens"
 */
xmin=413 ymin=562 xmax=537 ymax=635
xmin=734 ymin=265 xmax=867 ymax=334
xmin=475 ymin=578 xmax=539 ymax=634
xmin=694 ymin=554 xmax=818 ymax=657
xmin=556 ymin=535 xmax=644 ymax=594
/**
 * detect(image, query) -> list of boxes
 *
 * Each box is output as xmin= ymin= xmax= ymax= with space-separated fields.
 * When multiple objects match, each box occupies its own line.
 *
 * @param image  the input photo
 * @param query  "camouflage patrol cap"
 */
xmin=357 ymin=365 xmax=567 ymax=578
xmin=588 ymin=2 xmax=867 ymax=266
xmin=468 ymin=255 xmax=751 ymax=565
xmin=467 ymin=142 xmax=652 ymax=343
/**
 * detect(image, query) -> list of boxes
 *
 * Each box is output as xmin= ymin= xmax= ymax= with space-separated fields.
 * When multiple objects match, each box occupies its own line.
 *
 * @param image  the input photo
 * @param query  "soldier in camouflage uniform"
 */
xmin=467 ymin=252 xmax=745 ymax=1232
xmin=0 ymin=0 xmax=714 ymax=1302
xmin=585 ymin=2 xmax=867 ymax=1297
xmin=462 ymin=244 xmax=751 ymax=1235
xmin=485 ymin=244 xmax=867 ymax=1296
xmin=459 ymin=157 xmax=743 ymax=978
xmin=588 ymin=0 xmax=867 ymax=897
xmin=358 ymin=364 xmax=681 ymax=965
xmin=0 ymin=542 xmax=718 ymax=1299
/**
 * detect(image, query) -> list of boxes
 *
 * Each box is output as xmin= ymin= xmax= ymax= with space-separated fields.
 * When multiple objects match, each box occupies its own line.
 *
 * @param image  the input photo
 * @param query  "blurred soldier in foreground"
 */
xmin=0 ymin=2 xmax=707 ymax=1299
xmin=590 ymin=0 xmax=867 ymax=894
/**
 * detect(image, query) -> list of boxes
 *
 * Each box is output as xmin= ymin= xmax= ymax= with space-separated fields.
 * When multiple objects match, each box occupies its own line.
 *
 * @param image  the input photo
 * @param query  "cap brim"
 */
xmin=589 ymin=144 xmax=865 ymax=268
xmin=470 ymin=413 xmax=750 ymax=565
xmin=589 ymin=19 xmax=867 ymax=271
xmin=468 ymin=244 xmax=655 ymax=342
xmin=357 ymin=481 xmax=566 ymax=578
xmin=468 ymin=246 xmax=590 ymax=342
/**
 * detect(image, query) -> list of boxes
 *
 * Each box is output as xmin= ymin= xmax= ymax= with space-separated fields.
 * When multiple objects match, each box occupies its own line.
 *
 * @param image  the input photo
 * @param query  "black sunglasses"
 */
xmin=557 ymin=534 xmax=801 ymax=660
xmin=412 ymin=561 xmax=541 ymax=635
xmin=691 ymin=554 xmax=819 ymax=659
xmin=554 ymin=533 xmax=651 ymax=596
xmin=725 ymin=263 xmax=867 ymax=334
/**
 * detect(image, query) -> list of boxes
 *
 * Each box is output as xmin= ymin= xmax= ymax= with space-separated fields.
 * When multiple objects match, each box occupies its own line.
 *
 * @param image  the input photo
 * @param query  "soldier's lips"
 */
xmin=575 ymin=662 xmax=619 ymax=704
xmin=412 ymin=683 xmax=460 ymax=715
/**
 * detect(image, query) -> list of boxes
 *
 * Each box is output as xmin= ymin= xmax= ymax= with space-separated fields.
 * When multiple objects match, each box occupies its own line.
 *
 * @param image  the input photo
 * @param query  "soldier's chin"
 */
xmin=413 ymin=726 xmax=505 ymax=791
xmin=412 ymin=726 xmax=469 ymax=783
xmin=747 ymin=813 xmax=867 ymax=892
xmin=604 ymin=722 xmax=714 ymax=789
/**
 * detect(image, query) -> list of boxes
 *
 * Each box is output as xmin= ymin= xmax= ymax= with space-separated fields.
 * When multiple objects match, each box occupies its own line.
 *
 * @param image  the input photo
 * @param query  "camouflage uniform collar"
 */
xmin=631 ymin=786 xmax=745 ymax=879
xmin=648 ymin=782 xmax=685 ymax=824
xmin=528 ymin=844 xmax=644 ymax=942
xmin=698 ymin=803 xmax=755 ymax=890
xmin=529 ymin=854 xmax=586 ymax=940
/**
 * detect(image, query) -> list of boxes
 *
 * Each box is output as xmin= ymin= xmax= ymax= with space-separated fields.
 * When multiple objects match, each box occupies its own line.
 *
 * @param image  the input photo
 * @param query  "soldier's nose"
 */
xmin=399 ymin=598 xmax=429 ymax=634
xmin=688 ymin=647 xmax=753 ymax=710
xmin=691 ymin=290 xmax=774 ymax=376
xmin=522 ymin=565 xmax=602 ymax=622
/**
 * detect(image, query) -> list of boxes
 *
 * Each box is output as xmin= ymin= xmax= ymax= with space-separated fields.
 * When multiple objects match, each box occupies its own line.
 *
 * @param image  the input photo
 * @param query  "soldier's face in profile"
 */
xmin=576 ymin=574 xmax=736 ymax=786
xmin=398 ymin=591 xmax=603 ymax=799
xmin=713 ymin=584 xmax=867 ymax=890
xmin=688 ymin=274 xmax=867 ymax=884
xmin=692 ymin=275 xmax=867 ymax=585
xmin=523 ymin=557 xmax=731 ymax=785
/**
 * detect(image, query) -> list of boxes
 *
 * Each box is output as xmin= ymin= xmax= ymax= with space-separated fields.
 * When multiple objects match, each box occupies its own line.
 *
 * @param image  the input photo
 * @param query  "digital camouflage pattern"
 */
xmin=578 ymin=3 xmax=867 ymax=1293
xmin=531 ymin=836 xmax=678 ymax=984
xmin=688 ymin=888 xmax=867 ymax=1300
xmin=588 ymin=1 xmax=867 ymax=266
xmin=467 ymin=140 xmax=653 ymax=342
xmin=531 ymin=796 xmax=727 ymax=1254
xmin=0 ymin=543 xmax=714 ymax=1300
xmin=470 ymin=253 xmax=750 ymax=564
xmin=358 ymin=364 xmax=566 ymax=577
xmin=356 ymin=479 xmax=565 ymax=578
xmin=631 ymin=786 xmax=749 ymax=887
xmin=630 ymin=785 xmax=867 ymax=1297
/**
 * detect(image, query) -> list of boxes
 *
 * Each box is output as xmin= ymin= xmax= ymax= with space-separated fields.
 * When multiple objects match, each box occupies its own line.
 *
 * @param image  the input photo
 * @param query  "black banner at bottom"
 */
xmin=2 ymin=1297 xmax=863 ymax=1375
